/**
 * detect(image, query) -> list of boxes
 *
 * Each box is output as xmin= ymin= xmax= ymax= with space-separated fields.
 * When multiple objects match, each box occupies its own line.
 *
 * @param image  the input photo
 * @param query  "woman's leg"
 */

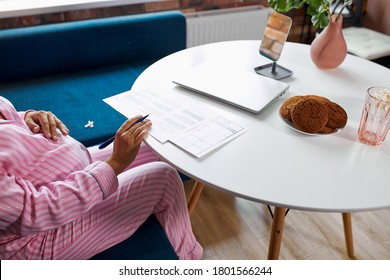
xmin=50 ymin=161 xmax=201 ymax=260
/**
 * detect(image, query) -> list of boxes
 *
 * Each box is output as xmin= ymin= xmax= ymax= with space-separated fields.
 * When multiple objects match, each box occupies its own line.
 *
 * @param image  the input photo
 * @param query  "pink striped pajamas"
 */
xmin=0 ymin=96 xmax=202 ymax=260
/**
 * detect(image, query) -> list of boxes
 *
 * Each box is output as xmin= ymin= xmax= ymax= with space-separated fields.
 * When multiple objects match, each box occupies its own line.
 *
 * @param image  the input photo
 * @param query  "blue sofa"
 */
xmin=0 ymin=10 xmax=186 ymax=147
xmin=0 ymin=10 xmax=186 ymax=260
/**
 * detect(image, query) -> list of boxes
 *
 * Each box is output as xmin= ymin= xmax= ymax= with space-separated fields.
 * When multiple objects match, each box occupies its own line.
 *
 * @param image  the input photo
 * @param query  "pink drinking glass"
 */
xmin=358 ymin=86 xmax=390 ymax=146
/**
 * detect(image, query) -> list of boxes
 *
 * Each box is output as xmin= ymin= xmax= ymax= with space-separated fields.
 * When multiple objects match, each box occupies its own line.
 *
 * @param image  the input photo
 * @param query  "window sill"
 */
xmin=0 ymin=0 xmax=161 ymax=19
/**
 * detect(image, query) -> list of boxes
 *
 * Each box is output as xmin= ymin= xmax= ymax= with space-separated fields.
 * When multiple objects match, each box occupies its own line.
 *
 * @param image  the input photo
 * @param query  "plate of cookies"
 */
xmin=279 ymin=95 xmax=348 ymax=135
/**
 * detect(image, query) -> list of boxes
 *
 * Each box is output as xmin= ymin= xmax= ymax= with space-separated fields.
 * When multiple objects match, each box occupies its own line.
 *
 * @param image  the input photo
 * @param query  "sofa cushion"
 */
xmin=0 ymin=61 xmax=153 ymax=147
xmin=89 ymin=215 xmax=178 ymax=260
xmin=342 ymin=27 xmax=390 ymax=60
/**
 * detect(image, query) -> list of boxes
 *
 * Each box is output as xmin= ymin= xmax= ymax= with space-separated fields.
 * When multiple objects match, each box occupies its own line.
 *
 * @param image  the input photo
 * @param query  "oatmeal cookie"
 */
xmin=324 ymin=101 xmax=348 ymax=129
xmin=319 ymin=126 xmax=335 ymax=134
xmin=305 ymin=95 xmax=330 ymax=104
xmin=279 ymin=96 xmax=304 ymax=121
xmin=291 ymin=99 xmax=329 ymax=133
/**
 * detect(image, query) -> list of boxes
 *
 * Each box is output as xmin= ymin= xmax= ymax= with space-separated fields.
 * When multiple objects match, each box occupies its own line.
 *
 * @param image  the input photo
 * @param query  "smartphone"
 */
xmin=259 ymin=12 xmax=292 ymax=61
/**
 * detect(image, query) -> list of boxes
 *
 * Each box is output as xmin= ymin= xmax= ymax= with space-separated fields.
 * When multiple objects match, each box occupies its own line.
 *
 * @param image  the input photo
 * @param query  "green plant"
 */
xmin=268 ymin=0 xmax=352 ymax=29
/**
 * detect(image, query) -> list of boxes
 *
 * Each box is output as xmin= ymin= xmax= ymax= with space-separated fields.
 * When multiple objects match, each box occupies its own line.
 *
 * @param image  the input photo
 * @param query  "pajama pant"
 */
xmin=28 ymin=143 xmax=202 ymax=260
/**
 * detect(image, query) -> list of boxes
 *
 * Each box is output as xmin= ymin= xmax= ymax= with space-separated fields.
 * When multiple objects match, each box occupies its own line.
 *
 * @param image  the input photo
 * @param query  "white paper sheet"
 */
xmin=169 ymin=116 xmax=247 ymax=158
xmin=104 ymin=89 xmax=217 ymax=143
xmin=104 ymin=89 xmax=247 ymax=157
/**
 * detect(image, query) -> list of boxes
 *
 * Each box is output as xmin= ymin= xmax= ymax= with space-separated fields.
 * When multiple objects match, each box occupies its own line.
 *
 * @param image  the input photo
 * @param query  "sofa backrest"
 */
xmin=0 ymin=11 xmax=186 ymax=83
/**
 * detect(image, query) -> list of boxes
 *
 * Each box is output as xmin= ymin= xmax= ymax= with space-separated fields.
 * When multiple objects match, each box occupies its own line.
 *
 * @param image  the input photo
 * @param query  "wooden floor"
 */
xmin=184 ymin=180 xmax=390 ymax=260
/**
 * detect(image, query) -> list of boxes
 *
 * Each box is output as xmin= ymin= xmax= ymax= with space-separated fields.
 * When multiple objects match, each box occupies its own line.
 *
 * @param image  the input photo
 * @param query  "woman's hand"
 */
xmin=24 ymin=110 xmax=69 ymax=141
xmin=105 ymin=116 xmax=152 ymax=175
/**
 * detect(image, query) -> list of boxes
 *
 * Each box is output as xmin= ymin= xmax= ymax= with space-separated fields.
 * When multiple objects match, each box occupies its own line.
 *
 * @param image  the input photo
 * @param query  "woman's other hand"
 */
xmin=24 ymin=110 xmax=69 ymax=141
xmin=106 ymin=116 xmax=152 ymax=175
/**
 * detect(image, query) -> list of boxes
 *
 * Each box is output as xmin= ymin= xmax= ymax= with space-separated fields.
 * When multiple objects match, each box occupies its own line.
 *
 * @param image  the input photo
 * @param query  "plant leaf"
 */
xmin=268 ymin=0 xmax=305 ymax=12
xmin=267 ymin=0 xmax=332 ymax=28
xmin=312 ymin=12 xmax=330 ymax=28
xmin=268 ymin=0 xmax=288 ymax=11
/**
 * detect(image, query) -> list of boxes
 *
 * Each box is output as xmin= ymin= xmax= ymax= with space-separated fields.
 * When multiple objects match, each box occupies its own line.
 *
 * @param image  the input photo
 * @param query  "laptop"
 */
xmin=172 ymin=62 xmax=290 ymax=113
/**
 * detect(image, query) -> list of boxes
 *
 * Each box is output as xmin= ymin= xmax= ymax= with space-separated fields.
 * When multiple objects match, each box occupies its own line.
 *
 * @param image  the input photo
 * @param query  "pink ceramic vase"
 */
xmin=310 ymin=15 xmax=348 ymax=69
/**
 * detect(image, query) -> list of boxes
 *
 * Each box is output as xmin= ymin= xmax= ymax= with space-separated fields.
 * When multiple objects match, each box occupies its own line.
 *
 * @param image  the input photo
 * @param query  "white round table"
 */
xmin=133 ymin=40 xmax=390 ymax=259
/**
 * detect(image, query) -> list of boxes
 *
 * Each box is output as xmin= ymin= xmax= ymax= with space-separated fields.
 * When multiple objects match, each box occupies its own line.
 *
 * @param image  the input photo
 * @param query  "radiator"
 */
xmin=185 ymin=6 xmax=273 ymax=48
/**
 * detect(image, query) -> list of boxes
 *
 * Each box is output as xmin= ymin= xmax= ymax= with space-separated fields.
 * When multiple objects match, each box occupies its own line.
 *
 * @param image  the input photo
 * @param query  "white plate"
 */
xmin=278 ymin=108 xmax=343 ymax=136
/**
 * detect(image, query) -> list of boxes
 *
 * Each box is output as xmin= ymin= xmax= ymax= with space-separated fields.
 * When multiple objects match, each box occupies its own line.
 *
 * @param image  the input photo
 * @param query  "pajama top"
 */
xmin=0 ymin=96 xmax=202 ymax=260
xmin=0 ymin=96 xmax=118 ymax=259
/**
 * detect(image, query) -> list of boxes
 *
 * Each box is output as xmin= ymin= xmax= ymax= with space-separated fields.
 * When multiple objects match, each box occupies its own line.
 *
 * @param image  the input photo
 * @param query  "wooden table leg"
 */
xmin=187 ymin=181 xmax=205 ymax=215
xmin=267 ymin=207 xmax=287 ymax=260
xmin=342 ymin=212 xmax=355 ymax=257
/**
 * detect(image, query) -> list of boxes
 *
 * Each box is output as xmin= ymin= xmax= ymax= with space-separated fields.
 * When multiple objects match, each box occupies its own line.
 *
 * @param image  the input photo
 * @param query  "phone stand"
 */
xmin=255 ymin=12 xmax=294 ymax=80
xmin=254 ymin=61 xmax=293 ymax=80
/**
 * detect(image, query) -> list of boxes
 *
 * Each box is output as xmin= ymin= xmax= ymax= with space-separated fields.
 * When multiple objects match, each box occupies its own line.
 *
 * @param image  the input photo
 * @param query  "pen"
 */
xmin=98 ymin=114 xmax=149 ymax=149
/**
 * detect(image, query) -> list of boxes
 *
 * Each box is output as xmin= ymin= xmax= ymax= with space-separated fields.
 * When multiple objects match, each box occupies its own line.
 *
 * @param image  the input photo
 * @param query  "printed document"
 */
xmin=103 ymin=89 xmax=247 ymax=157
xmin=170 ymin=116 xmax=246 ymax=158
